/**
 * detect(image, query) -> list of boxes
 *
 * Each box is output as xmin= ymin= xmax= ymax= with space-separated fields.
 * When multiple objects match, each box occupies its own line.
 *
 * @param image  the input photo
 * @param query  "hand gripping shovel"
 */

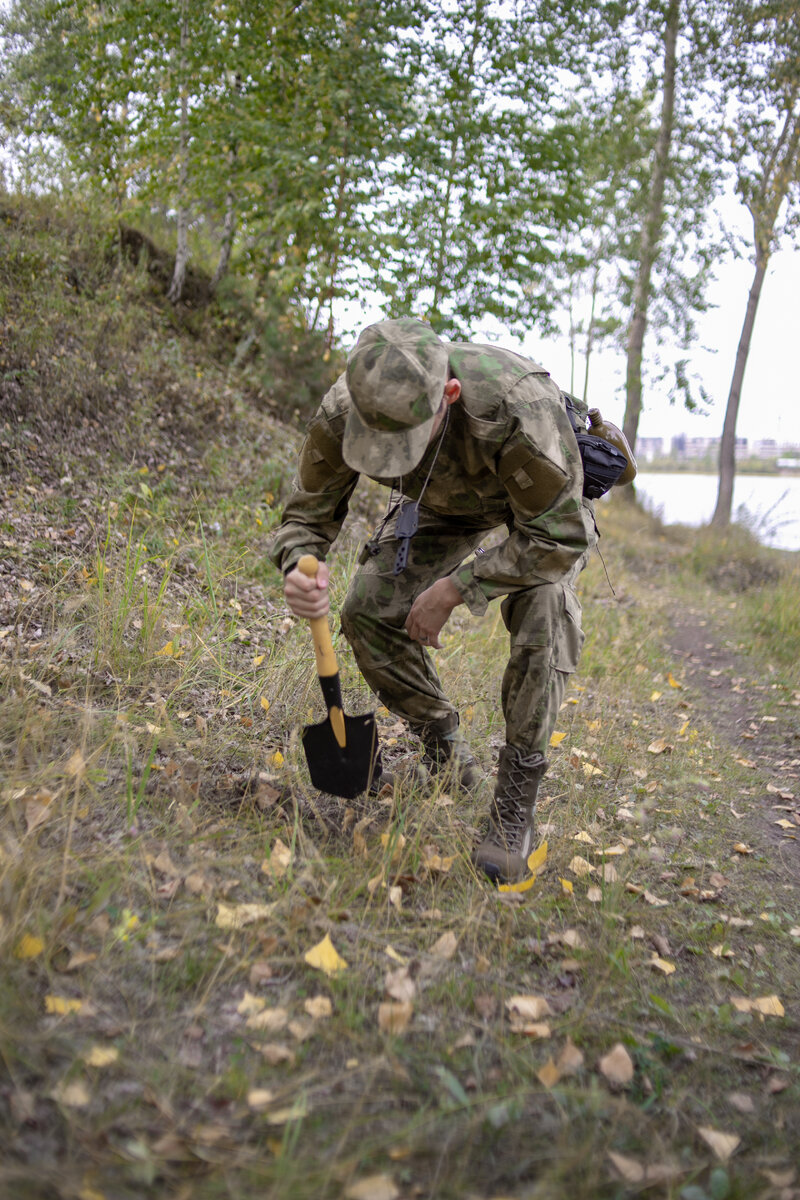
xmin=297 ymin=555 xmax=378 ymax=799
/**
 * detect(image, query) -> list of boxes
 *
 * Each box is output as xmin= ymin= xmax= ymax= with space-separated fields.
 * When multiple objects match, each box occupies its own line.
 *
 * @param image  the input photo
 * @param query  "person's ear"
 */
xmin=444 ymin=378 xmax=461 ymax=404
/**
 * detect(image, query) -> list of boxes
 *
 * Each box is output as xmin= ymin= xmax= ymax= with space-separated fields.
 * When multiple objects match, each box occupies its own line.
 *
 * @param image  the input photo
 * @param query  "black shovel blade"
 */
xmin=302 ymin=711 xmax=378 ymax=799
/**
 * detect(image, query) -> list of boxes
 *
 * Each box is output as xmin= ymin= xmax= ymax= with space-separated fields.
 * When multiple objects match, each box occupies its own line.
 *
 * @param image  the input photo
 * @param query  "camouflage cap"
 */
xmin=343 ymin=318 xmax=449 ymax=476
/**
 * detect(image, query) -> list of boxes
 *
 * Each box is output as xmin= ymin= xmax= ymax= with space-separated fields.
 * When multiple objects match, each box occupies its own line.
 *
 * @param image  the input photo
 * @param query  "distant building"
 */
xmin=636 ymin=436 xmax=666 ymax=461
xmin=751 ymin=439 xmax=778 ymax=458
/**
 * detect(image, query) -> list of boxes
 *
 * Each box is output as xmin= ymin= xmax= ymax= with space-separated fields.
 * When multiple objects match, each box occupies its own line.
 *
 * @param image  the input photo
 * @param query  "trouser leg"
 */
xmin=498 ymin=554 xmax=588 ymax=756
xmin=340 ymin=506 xmax=492 ymax=727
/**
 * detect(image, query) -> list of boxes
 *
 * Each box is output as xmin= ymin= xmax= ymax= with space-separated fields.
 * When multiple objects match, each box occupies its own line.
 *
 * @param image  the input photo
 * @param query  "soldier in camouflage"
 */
xmin=271 ymin=318 xmax=598 ymax=884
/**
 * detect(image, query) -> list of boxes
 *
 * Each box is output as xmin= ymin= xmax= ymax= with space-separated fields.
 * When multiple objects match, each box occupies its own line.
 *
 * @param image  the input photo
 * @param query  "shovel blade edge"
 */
xmin=302 ymin=712 xmax=378 ymax=799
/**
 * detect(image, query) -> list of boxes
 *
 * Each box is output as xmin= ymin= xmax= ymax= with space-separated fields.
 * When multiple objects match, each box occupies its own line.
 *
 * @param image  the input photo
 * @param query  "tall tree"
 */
xmin=710 ymin=0 xmax=800 ymax=530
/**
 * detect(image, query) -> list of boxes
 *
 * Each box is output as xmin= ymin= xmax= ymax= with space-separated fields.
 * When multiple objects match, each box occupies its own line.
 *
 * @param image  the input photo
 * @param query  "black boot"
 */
xmin=472 ymin=746 xmax=548 ymax=884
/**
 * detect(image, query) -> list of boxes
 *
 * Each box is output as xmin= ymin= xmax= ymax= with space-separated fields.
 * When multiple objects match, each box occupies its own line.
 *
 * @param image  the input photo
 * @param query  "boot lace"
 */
xmin=485 ymin=760 xmax=532 ymax=847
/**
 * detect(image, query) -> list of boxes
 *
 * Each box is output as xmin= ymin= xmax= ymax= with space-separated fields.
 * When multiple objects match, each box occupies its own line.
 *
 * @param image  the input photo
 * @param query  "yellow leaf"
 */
xmin=549 ymin=731 xmax=567 ymax=747
xmin=560 ymin=878 xmax=574 ymax=895
xmin=260 ymin=696 xmax=270 ymax=711
xmin=650 ymin=691 xmax=662 ymax=701
xmin=304 ymin=933 xmax=348 ymax=976
xmin=155 ymin=641 xmax=174 ymax=657
xmin=253 ymin=655 xmax=266 ymax=668
xmin=498 ymin=873 xmax=538 ymax=894
xmin=527 ymin=840 xmax=548 ymax=874
xmin=650 ymin=955 xmax=676 ymax=976
xmin=83 ymin=1045 xmax=119 ymax=1068
xmin=678 ymin=719 xmax=691 ymax=736
xmin=246 ymin=1007 xmax=289 ymax=1032
xmin=732 ymin=843 xmax=753 ymax=855
xmin=269 ymin=750 xmax=284 ymax=767
xmin=15 ymin=933 xmax=45 ymax=959
xmin=668 ymin=672 xmax=682 ymax=688
xmin=45 ymin=995 xmax=83 ymax=1015
xmin=647 ymin=737 xmax=673 ymax=754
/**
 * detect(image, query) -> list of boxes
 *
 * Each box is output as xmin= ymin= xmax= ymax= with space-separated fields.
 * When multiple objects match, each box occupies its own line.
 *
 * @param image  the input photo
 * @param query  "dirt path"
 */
xmin=668 ymin=601 xmax=800 ymax=882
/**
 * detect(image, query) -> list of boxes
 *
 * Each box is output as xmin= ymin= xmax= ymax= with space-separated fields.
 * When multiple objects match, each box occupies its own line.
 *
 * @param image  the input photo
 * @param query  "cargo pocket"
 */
xmin=553 ymin=584 xmax=584 ymax=674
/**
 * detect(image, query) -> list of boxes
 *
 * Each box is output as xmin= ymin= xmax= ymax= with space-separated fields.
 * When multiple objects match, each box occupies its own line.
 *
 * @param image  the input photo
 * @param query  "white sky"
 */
xmin=338 ymin=240 xmax=800 ymax=450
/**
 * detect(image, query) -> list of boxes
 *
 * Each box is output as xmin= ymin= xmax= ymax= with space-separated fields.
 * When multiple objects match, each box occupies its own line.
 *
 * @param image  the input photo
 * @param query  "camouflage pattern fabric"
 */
xmin=339 ymin=505 xmax=592 ymax=755
xmin=269 ymin=337 xmax=597 ymax=752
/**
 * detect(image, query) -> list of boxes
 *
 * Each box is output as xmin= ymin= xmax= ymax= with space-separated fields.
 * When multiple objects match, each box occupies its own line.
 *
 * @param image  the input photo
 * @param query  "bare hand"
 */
xmin=285 ymin=560 xmax=330 ymax=618
xmin=405 ymin=577 xmax=463 ymax=649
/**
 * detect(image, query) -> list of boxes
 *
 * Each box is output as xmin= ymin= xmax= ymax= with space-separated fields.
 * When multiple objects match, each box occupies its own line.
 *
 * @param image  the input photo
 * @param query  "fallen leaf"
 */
xmin=537 ymin=1058 xmax=561 ymax=1087
xmin=385 ymin=967 xmax=416 ymax=1004
xmin=697 ymin=1126 xmax=740 ymax=1161
xmin=237 ymin=991 xmax=266 ymax=1016
xmin=647 ymin=738 xmax=673 ymax=754
xmin=263 ymin=837 xmax=292 ymax=880
xmin=51 ymin=1080 xmax=90 ymax=1108
xmin=304 ymin=995 xmax=333 ymax=1020
xmin=650 ymin=955 xmax=676 ymax=976
xmin=506 ymin=995 xmax=553 ymax=1025
xmin=345 ymin=1174 xmax=400 ymax=1200
xmin=65 ymin=749 xmax=86 ymax=778
xmin=429 ymin=931 xmax=458 ymax=960
xmin=247 ymin=1088 xmax=276 ymax=1111
xmin=732 ymin=843 xmax=753 ymax=855
xmin=598 ymin=1043 xmax=634 ymax=1087
xmin=378 ymin=1001 xmax=413 ymax=1034
xmin=726 ymin=1091 xmax=755 ymax=1114
xmin=83 ymin=1045 xmax=119 ymax=1068
xmin=265 ymin=1098 xmax=308 ymax=1125
xmin=730 ymin=994 xmax=784 ymax=1017
xmin=556 ymin=1038 xmax=584 ymax=1075
xmin=215 ymin=902 xmax=276 ymax=930
xmin=574 ymin=831 xmax=595 ymax=845
xmin=45 ymin=995 xmax=83 ymax=1015
xmin=568 ymin=856 xmax=596 ymax=878
xmin=549 ymin=731 xmax=567 ymax=747
xmin=246 ymin=1007 xmax=289 ymax=1032
xmin=304 ymin=934 xmax=348 ymax=976
xmin=527 ymin=841 xmax=548 ymax=874
xmin=254 ymin=1043 xmax=295 ymax=1066
xmin=14 ymin=933 xmax=45 ymax=959
xmin=667 ymin=672 xmax=682 ymax=689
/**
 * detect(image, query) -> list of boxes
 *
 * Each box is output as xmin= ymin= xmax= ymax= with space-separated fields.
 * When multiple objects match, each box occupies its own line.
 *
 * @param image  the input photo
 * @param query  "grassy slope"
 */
xmin=2 ymin=199 xmax=799 ymax=1200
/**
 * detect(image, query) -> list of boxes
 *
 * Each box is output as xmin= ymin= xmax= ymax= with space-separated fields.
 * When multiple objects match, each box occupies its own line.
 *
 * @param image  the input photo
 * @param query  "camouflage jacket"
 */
xmin=269 ymin=342 xmax=594 ymax=615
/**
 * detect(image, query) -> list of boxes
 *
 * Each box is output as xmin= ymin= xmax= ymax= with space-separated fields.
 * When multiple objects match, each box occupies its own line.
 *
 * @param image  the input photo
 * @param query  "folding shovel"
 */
xmin=297 ymin=555 xmax=378 ymax=799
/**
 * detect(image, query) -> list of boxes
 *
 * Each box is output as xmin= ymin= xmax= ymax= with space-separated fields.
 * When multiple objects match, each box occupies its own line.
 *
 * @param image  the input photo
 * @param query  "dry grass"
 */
xmin=2 ymin=202 xmax=799 ymax=1200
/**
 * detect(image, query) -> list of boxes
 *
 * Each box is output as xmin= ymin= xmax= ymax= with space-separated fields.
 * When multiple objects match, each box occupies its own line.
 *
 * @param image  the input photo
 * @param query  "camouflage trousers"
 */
xmin=339 ymin=504 xmax=589 ymax=757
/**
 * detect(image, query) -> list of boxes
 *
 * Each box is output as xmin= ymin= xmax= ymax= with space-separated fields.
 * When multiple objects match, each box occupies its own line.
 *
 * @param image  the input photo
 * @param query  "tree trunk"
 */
xmin=621 ymin=0 xmax=679 ymax=454
xmin=209 ymin=190 xmax=236 ymax=296
xmin=710 ymin=251 xmax=768 ymax=529
xmin=167 ymin=1 xmax=190 ymax=305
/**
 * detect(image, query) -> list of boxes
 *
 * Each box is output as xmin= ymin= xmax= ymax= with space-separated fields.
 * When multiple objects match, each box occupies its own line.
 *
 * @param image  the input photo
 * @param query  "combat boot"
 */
xmin=412 ymin=718 xmax=485 ymax=797
xmin=472 ymin=746 xmax=548 ymax=884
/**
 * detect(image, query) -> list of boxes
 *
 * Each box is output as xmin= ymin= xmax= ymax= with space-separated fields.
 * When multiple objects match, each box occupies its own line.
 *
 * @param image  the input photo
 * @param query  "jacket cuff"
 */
xmin=450 ymin=563 xmax=490 ymax=617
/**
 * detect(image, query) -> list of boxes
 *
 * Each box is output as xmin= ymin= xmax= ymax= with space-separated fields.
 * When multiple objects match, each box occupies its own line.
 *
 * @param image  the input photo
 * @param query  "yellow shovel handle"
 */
xmin=297 ymin=555 xmax=338 ymax=677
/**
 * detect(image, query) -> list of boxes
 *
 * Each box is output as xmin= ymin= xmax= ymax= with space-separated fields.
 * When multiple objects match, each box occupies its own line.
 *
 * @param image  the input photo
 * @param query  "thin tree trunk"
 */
xmin=209 ymin=190 xmax=236 ymax=296
xmin=168 ymin=1 xmax=190 ymax=305
xmin=622 ymin=0 xmax=679 ymax=454
xmin=710 ymin=105 xmax=800 ymax=529
xmin=710 ymin=252 xmax=768 ymax=529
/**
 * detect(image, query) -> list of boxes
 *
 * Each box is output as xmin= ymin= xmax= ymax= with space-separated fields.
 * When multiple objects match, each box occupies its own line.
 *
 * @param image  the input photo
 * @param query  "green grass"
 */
xmin=2 ymin=197 xmax=799 ymax=1200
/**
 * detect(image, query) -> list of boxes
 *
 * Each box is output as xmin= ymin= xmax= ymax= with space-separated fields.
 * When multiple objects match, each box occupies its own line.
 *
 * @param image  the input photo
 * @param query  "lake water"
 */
xmin=626 ymin=472 xmax=800 ymax=552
